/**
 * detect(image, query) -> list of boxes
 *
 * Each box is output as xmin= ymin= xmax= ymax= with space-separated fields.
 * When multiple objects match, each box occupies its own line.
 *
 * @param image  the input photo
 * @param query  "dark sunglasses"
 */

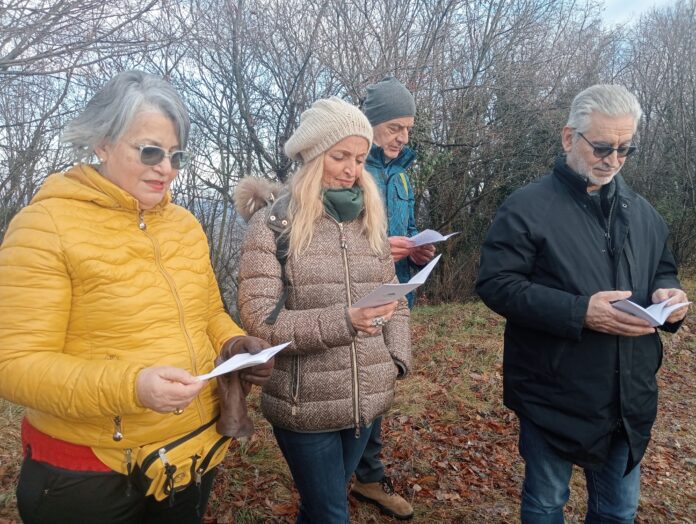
xmin=577 ymin=132 xmax=637 ymax=159
xmin=134 ymin=144 xmax=191 ymax=169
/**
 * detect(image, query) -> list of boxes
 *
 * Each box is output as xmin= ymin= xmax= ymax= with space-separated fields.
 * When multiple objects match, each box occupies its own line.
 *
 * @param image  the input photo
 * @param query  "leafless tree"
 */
xmin=1 ymin=0 xmax=694 ymax=308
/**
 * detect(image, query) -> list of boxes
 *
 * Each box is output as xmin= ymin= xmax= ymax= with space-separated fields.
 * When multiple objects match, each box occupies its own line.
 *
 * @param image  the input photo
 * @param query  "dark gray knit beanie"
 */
xmin=362 ymin=77 xmax=416 ymax=126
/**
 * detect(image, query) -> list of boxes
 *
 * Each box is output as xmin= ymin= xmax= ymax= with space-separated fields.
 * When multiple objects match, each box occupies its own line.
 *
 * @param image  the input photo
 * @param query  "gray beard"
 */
xmin=568 ymin=151 xmax=622 ymax=188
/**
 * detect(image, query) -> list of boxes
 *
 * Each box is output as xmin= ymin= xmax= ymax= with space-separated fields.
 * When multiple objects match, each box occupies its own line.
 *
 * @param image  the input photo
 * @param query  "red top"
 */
xmin=22 ymin=417 xmax=112 ymax=472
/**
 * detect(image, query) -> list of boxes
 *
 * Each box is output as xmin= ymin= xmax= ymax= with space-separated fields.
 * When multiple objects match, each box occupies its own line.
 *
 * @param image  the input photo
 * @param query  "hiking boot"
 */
xmin=351 ymin=477 xmax=414 ymax=520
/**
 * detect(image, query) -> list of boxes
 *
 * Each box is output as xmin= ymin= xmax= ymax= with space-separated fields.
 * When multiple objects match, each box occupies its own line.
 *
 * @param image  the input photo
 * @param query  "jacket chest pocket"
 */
xmin=393 ymin=173 xmax=411 ymax=201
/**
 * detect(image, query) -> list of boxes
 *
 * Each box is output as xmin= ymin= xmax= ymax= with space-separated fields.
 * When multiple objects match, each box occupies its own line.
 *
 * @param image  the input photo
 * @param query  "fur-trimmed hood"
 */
xmin=233 ymin=177 xmax=284 ymax=222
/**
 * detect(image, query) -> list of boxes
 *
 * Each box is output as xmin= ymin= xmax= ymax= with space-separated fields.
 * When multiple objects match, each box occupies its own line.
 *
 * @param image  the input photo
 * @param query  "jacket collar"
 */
xmin=552 ymin=155 xmax=635 ymax=203
xmin=73 ymin=164 xmax=171 ymax=212
xmin=553 ymin=156 xmax=639 ymax=257
xmin=32 ymin=164 xmax=171 ymax=213
xmin=366 ymin=144 xmax=416 ymax=170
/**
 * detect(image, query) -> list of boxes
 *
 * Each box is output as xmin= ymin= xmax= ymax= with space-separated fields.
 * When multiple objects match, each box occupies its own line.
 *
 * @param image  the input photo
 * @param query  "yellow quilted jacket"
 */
xmin=0 ymin=164 xmax=244 ymax=472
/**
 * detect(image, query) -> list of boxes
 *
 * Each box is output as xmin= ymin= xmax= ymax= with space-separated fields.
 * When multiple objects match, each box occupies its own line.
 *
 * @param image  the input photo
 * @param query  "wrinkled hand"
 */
xmin=219 ymin=336 xmax=275 ymax=395
xmin=652 ymin=288 xmax=689 ymax=324
xmin=584 ymin=290 xmax=655 ymax=336
xmin=409 ymin=243 xmax=436 ymax=266
xmin=389 ymin=236 xmax=413 ymax=262
xmin=348 ymin=301 xmax=399 ymax=336
xmin=135 ymin=366 xmax=204 ymax=414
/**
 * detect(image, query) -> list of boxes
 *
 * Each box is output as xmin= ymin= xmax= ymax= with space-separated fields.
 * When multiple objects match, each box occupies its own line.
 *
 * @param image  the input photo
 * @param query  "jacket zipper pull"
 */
xmin=354 ymin=423 xmax=361 ymax=439
xmin=195 ymin=467 xmax=203 ymax=486
xmin=138 ymin=210 xmax=147 ymax=230
xmin=339 ymin=224 xmax=347 ymax=249
xmin=112 ymin=416 xmax=123 ymax=441
xmin=124 ymin=448 xmax=133 ymax=496
xmin=158 ymin=447 xmax=169 ymax=466
xmin=159 ymin=448 xmax=177 ymax=505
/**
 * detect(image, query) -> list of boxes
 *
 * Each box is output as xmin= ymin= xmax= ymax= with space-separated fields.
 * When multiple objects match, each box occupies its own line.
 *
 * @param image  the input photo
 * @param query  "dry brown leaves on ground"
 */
xmin=1 ymin=296 xmax=695 ymax=523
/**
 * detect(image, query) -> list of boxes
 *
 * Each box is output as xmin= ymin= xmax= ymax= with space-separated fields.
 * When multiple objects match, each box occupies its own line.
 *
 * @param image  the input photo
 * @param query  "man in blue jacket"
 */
xmin=477 ymin=84 xmax=689 ymax=523
xmin=350 ymin=77 xmax=435 ymax=520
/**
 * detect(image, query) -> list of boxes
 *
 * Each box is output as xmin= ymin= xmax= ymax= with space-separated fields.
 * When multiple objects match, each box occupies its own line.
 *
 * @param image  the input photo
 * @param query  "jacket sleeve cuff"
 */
xmin=570 ymin=295 xmax=591 ymax=341
xmin=344 ymin=307 xmax=357 ymax=337
xmin=315 ymin=304 xmax=355 ymax=347
xmin=394 ymin=359 xmax=408 ymax=379
xmin=660 ymin=318 xmax=684 ymax=333
xmin=407 ymin=256 xmax=425 ymax=270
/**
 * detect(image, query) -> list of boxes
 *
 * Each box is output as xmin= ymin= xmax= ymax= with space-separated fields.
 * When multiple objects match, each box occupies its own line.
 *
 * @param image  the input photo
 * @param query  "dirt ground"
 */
xmin=1 ymin=294 xmax=694 ymax=523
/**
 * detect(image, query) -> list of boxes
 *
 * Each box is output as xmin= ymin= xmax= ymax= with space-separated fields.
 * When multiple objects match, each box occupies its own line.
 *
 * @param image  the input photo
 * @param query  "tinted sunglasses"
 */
xmin=577 ymin=132 xmax=637 ymax=159
xmin=134 ymin=144 xmax=191 ymax=169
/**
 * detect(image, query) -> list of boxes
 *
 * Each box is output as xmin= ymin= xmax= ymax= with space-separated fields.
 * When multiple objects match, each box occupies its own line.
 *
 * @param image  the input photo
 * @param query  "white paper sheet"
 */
xmin=352 ymin=255 xmax=442 ymax=308
xmin=408 ymin=229 xmax=459 ymax=247
xmin=611 ymin=298 xmax=690 ymax=327
xmin=196 ymin=342 xmax=290 ymax=381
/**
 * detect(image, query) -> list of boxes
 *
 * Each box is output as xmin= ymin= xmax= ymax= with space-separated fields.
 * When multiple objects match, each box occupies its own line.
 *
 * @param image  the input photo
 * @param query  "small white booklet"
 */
xmin=352 ymin=255 xmax=442 ymax=308
xmin=196 ymin=342 xmax=290 ymax=381
xmin=408 ymin=229 xmax=459 ymax=247
xmin=611 ymin=298 xmax=690 ymax=327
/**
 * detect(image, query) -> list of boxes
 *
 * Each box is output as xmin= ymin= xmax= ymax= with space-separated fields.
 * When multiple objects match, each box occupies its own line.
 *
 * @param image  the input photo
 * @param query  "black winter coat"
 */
xmin=476 ymin=158 xmax=681 ymax=471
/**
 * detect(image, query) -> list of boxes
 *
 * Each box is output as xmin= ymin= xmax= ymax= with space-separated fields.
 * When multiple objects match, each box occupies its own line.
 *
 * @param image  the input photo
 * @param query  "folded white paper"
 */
xmin=352 ymin=255 xmax=442 ymax=308
xmin=408 ymin=229 xmax=459 ymax=247
xmin=196 ymin=342 xmax=290 ymax=381
xmin=611 ymin=298 xmax=690 ymax=327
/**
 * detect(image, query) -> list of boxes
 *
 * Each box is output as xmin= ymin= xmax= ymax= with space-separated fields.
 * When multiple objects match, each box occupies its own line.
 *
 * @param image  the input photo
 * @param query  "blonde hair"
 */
xmin=287 ymin=155 xmax=387 ymax=258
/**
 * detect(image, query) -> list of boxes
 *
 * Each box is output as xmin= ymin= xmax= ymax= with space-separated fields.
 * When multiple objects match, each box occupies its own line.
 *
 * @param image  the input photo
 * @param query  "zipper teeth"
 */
xmin=150 ymin=236 xmax=199 ymax=374
xmin=197 ymin=436 xmax=230 ymax=473
xmin=338 ymin=222 xmax=360 ymax=432
xmin=584 ymin=195 xmax=616 ymax=252
xmin=338 ymin=223 xmax=352 ymax=308
xmin=139 ymin=211 xmax=203 ymax=415
xmin=605 ymin=197 xmax=617 ymax=252
xmin=139 ymin=417 xmax=219 ymax=472
xmin=291 ymin=355 xmax=300 ymax=403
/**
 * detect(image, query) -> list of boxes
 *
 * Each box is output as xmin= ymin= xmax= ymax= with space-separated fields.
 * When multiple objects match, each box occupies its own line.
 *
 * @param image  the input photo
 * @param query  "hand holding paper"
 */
xmin=352 ymin=255 xmax=442 ymax=308
xmin=611 ymin=298 xmax=690 ymax=327
xmin=408 ymin=229 xmax=459 ymax=247
xmin=197 ymin=342 xmax=290 ymax=381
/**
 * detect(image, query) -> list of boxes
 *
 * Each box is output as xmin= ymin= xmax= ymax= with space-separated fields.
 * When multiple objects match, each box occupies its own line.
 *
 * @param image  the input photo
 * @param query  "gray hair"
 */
xmin=62 ymin=71 xmax=190 ymax=160
xmin=566 ymin=84 xmax=642 ymax=134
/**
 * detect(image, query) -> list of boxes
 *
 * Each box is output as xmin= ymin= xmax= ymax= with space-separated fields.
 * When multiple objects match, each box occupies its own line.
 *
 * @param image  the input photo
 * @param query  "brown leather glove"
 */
xmin=215 ymin=336 xmax=273 ymax=438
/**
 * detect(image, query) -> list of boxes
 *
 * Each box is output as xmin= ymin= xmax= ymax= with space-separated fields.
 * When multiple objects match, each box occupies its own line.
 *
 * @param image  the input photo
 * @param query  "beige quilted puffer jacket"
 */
xmin=236 ymin=178 xmax=411 ymax=434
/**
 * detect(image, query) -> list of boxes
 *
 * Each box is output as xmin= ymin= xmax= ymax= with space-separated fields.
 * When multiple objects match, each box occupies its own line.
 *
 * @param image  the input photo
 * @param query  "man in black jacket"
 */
xmin=476 ymin=84 xmax=689 ymax=523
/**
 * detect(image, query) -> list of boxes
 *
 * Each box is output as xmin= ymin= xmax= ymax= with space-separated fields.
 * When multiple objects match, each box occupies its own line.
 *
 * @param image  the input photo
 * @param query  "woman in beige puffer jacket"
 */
xmin=235 ymin=97 xmax=411 ymax=523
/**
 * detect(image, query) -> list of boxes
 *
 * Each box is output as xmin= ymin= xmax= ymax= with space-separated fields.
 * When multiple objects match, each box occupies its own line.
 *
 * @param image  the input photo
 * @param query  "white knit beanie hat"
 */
xmin=284 ymin=97 xmax=373 ymax=163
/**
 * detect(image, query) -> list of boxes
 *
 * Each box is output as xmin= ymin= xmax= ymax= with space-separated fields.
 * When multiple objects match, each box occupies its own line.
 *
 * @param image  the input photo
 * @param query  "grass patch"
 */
xmin=0 ymin=287 xmax=694 ymax=522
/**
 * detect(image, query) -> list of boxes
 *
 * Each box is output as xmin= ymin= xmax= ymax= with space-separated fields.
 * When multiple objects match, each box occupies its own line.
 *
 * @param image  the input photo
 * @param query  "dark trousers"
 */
xmin=16 ymin=455 xmax=216 ymax=524
xmin=354 ymin=416 xmax=385 ymax=484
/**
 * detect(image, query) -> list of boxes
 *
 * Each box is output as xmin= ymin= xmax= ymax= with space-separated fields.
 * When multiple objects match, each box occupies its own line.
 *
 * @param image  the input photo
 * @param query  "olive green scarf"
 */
xmin=322 ymin=187 xmax=364 ymax=222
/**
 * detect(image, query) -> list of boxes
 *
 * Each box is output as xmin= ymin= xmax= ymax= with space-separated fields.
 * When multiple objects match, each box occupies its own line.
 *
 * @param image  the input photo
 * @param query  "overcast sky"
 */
xmin=601 ymin=0 xmax=676 ymax=26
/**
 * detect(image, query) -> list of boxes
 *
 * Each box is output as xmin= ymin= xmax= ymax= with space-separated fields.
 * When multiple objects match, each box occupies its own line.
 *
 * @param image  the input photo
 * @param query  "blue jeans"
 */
xmin=519 ymin=416 xmax=640 ymax=524
xmin=355 ymin=416 xmax=385 ymax=483
xmin=273 ymin=425 xmax=372 ymax=524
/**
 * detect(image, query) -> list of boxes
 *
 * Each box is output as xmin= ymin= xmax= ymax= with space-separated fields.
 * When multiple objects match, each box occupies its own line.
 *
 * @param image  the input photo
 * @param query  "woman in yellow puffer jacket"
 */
xmin=0 ymin=71 xmax=274 ymax=524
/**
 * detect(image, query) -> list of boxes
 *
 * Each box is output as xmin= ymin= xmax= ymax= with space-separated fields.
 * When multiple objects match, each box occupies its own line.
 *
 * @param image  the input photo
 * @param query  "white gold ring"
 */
xmin=371 ymin=316 xmax=386 ymax=327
